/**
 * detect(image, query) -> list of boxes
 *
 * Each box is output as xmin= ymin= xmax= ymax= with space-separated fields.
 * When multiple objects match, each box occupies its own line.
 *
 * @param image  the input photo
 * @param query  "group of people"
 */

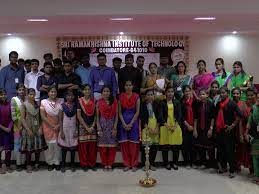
xmin=0 ymin=50 xmax=258 ymax=185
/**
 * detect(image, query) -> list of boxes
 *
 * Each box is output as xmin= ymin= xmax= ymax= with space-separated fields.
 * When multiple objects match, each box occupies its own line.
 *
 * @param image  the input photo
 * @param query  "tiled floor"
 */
xmin=0 ymin=167 xmax=258 ymax=194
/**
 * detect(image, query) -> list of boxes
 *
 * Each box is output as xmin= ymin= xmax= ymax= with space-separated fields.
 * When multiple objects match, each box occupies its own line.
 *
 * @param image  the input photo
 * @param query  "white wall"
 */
xmin=0 ymin=34 xmax=258 ymax=82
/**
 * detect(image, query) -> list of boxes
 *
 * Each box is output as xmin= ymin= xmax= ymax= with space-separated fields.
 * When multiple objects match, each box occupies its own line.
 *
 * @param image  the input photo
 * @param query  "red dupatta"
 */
xmin=119 ymin=92 xmax=139 ymax=109
xmin=184 ymin=98 xmax=194 ymax=126
xmin=79 ymin=97 xmax=95 ymax=116
xmin=98 ymin=98 xmax=117 ymax=119
xmin=216 ymin=97 xmax=230 ymax=133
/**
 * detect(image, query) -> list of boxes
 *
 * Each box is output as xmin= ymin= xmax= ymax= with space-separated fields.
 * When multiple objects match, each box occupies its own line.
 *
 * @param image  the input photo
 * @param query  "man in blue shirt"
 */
xmin=0 ymin=51 xmax=25 ymax=100
xmin=89 ymin=53 xmax=118 ymax=100
xmin=74 ymin=54 xmax=93 ymax=85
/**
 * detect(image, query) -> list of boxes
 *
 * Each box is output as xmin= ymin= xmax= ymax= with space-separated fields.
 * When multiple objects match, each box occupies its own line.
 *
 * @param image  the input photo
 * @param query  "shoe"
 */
xmin=172 ymin=164 xmax=179 ymax=170
xmin=33 ymin=164 xmax=39 ymax=172
xmin=107 ymin=166 xmax=113 ymax=171
xmin=229 ymin=173 xmax=235 ymax=179
xmin=90 ymin=167 xmax=97 ymax=172
xmin=83 ymin=167 xmax=88 ymax=172
xmin=186 ymin=165 xmax=191 ymax=170
xmin=48 ymin=165 xmax=54 ymax=171
xmin=26 ymin=165 xmax=33 ymax=173
xmin=123 ymin=167 xmax=130 ymax=172
xmin=16 ymin=165 xmax=23 ymax=172
xmin=71 ymin=166 xmax=76 ymax=172
xmin=132 ymin=167 xmax=138 ymax=172
xmin=200 ymin=165 xmax=207 ymax=170
xmin=150 ymin=166 xmax=156 ymax=171
xmin=55 ymin=165 xmax=61 ymax=171
xmin=192 ymin=165 xmax=199 ymax=169
xmin=0 ymin=164 xmax=7 ymax=174
xmin=165 ymin=164 xmax=171 ymax=170
xmin=61 ymin=166 xmax=66 ymax=173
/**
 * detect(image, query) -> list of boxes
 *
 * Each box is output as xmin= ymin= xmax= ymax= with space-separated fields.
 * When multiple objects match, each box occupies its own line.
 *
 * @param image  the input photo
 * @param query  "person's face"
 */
xmin=72 ymin=60 xmax=80 ymax=68
xmin=160 ymin=57 xmax=169 ymax=65
xmin=44 ymin=65 xmax=53 ymax=74
xmin=125 ymin=57 xmax=134 ymax=66
xmin=17 ymin=87 xmax=25 ymax=97
xmin=247 ymin=91 xmax=256 ymax=103
xmin=0 ymin=92 xmax=7 ymax=102
xmin=24 ymin=63 xmax=31 ymax=72
xmin=81 ymin=56 xmax=90 ymax=65
xmin=113 ymin=60 xmax=122 ymax=70
xmin=215 ymin=60 xmax=224 ymax=71
xmin=137 ymin=58 xmax=145 ymax=68
xmin=102 ymin=87 xmax=111 ymax=100
xmin=177 ymin=63 xmax=185 ymax=74
xmin=220 ymin=89 xmax=228 ymax=100
xmin=66 ymin=93 xmax=75 ymax=102
xmin=53 ymin=63 xmax=62 ymax=71
xmin=82 ymin=86 xmax=91 ymax=97
xmin=211 ymin=83 xmax=219 ymax=93
xmin=184 ymin=88 xmax=192 ymax=99
xmin=9 ymin=53 xmax=18 ymax=64
xmin=97 ymin=56 xmax=107 ymax=66
xmin=63 ymin=63 xmax=73 ymax=73
xmin=149 ymin=64 xmax=157 ymax=75
xmin=67 ymin=51 xmax=75 ymax=60
xmin=233 ymin=64 xmax=242 ymax=74
xmin=44 ymin=56 xmax=53 ymax=63
xmin=146 ymin=91 xmax=155 ymax=102
xmin=199 ymin=91 xmax=208 ymax=101
xmin=28 ymin=91 xmax=36 ymax=101
xmin=48 ymin=88 xmax=57 ymax=99
xmin=31 ymin=62 xmax=39 ymax=71
xmin=166 ymin=88 xmax=174 ymax=99
xmin=124 ymin=81 xmax=133 ymax=92
xmin=197 ymin=62 xmax=206 ymax=72
xmin=232 ymin=89 xmax=241 ymax=102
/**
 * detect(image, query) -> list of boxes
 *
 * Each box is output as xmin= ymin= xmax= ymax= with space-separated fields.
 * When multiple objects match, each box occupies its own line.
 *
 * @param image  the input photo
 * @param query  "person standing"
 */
xmin=136 ymin=56 xmax=149 ymax=82
xmin=20 ymin=88 xmax=47 ymax=173
xmin=77 ymin=84 xmax=97 ymax=171
xmin=89 ymin=53 xmax=118 ymax=100
xmin=40 ymin=86 xmax=63 ymax=171
xmin=24 ymin=59 xmax=44 ymax=103
xmin=112 ymin=57 xmax=122 ymax=94
xmin=0 ymin=89 xmax=14 ymax=174
xmin=58 ymin=60 xmax=81 ymax=98
xmin=158 ymin=54 xmax=176 ymax=80
xmin=118 ymin=80 xmax=140 ymax=172
xmin=212 ymin=58 xmax=231 ymax=87
xmin=97 ymin=86 xmax=118 ymax=171
xmin=75 ymin=54 xmax=93 ymax=85
xmin=0 ymin=51 xmax=25 ymax=100
xmin=118 ymin=54 xmax=142 ymax=94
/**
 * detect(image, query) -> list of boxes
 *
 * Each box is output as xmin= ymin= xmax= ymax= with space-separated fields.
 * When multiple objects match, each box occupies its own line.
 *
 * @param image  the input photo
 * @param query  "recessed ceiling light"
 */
xmin=27 ymin=19 xmax=48 ymax=22
xmin=110 ymin=18 xmax=133 ymax=21
xmin=119 ymin=32 xmax=124 ymax=35
xmin=232 ymin=31 xmax=237 ymax=34
xmin=194 ymin=17 xmax=216 ymax=21
xmin=6 ymin=33 xmax=12 ymax=36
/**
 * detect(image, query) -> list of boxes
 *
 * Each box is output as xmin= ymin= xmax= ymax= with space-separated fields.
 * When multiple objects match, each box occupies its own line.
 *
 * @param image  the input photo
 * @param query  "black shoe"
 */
xmin=165 ymin=164 xmax=171 ymax=170
xmin=55 ymin=165 xmax=61 ymax=171
xmin=61 ymin=166 xmax=66 ymax=173
xmin=90 ymin=167 xmax=97 ymax=171
xmin=172 ymin=164 xmax=179 ymax=170
xmin=83 ymin=167 xmax=88 ymax=172
xmin=48 ymin=165 xmax=54 ymax=171
xmin=16 ymin=165 xmax=23 ymax=172
xmin=71 ymin=165 xmax=76 ymax=172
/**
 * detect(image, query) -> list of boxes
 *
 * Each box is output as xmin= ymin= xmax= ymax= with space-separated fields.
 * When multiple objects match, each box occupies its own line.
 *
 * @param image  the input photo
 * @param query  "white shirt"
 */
xmin=24 ymin=71 xmax=44 ymax=101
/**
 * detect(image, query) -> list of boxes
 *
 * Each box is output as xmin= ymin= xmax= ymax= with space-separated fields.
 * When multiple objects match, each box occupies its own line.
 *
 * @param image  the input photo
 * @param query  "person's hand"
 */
xmin=193 ymin=130 xmax=198 ymax=138
xmin=188 ymin=125 xmax=194 ymax=132
xmin=60 ymin=131 xmax=65 ymax=140
xmin=207 ymin=129 xmax=213 ymax=138
xmin=112 ymin=129 xmax=117 ymax=137
xmin=98 ymin=131 xmax=103 ymax=137
xmin=38 ymin=127 xmax=43 ymax=135
xmin=165 ymin=123 xmax=170 ymax=129
xmin=240 ymin=135 xmax=244 ymax=143
xmin=27 ymin=130 xmax=33 ymax=137
xmin=244 ymin=134 xmax=249 ymax=142
xmin=226 ymin=125 xmax=233 ymax=133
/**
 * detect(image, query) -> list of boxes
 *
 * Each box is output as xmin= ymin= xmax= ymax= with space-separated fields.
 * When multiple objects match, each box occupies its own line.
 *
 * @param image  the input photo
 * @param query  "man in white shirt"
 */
xmin=24 ymin=59 xmax=44 ymax=102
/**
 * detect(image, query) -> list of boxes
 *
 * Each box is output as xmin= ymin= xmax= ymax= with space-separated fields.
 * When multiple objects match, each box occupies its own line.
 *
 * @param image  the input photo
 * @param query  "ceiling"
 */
xmin=1 ymin=0 xmax=259 ymax=36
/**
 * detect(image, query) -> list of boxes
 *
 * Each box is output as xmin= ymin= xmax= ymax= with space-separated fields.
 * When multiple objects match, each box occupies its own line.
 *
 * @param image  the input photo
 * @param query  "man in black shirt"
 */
xmin=58 ymin=60 xmax=81 ymax=98
xmin=118 ymin=54 xmax=142 ymax=94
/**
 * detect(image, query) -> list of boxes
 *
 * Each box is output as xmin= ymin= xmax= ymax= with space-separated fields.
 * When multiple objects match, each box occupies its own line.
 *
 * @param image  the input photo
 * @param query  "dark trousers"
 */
xmin=161 ymin=145 xmax=180 ymax=165
xmin=141 ymin=145 xmax=158 ymax=166
xmin=26 ymin=152 xmax=40 ymax=166
xmin=182 ymin=131 xmax=196 ymax=166
xmin=61 ymin=148 xmax=76 ymax=167
xmin=216 ymin=130 xmax=236 ymax=173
